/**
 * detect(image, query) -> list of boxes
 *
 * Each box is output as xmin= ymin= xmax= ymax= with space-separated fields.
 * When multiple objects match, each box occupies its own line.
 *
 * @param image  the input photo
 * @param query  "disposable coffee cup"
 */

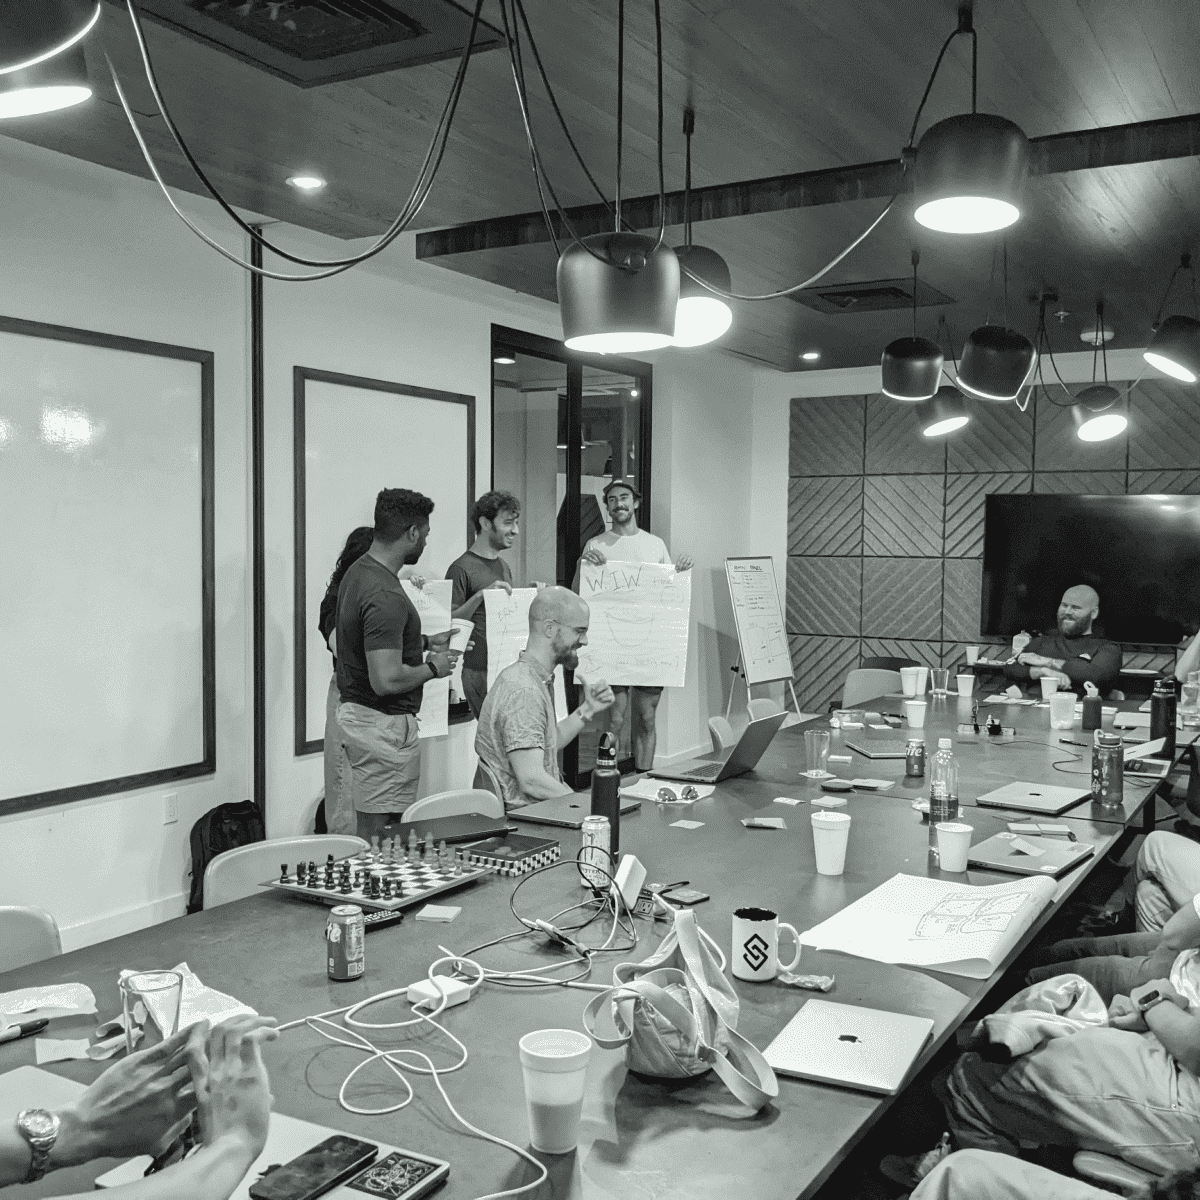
xmin=519 ymin=1028 xmax=592 ymax=1154
xmin=1040 ymin=676 xmax=1060 ymax=699
xmin=935 ymin=822 xmax=973 ymax=873
xmin=811 ymin=810 xmax=851 ymax=876
xmin=1049 ymin=691 xmax=1076 ymax=730
xmin=915 ymin=667 xmax=930 ymax=694
xmin=904 ymin=700 xmax=927 ymax=729
xmin=956 ymin=674 xmax=975 ymax=698
xmin=900 ymin=667 xmax=920 ymax=698
xmin=965 ymin=646 xmax=980 ymax=665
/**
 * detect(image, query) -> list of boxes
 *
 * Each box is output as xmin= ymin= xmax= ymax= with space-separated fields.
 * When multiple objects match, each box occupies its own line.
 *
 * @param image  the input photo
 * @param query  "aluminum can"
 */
xmin=579 ymin=814 xmax=611 ymax=890
xmin=326 ymin=904 xmax=365 ymax=981
xmin=1091 ymin=730 xmax=1124 ymax=807
xmin=905 ymin=738 xmax=926 ymax=778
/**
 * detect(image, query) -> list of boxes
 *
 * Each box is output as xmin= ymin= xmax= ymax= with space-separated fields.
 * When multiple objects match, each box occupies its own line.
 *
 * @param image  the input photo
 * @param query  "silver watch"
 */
xmin=17 ymin=1108 xmax=60 ymax=1182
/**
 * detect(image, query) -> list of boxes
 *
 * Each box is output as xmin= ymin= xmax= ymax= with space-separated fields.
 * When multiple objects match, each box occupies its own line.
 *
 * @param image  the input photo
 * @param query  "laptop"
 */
xmin=649 ymin=710 xmax=788 ymax=784
xmin=763 ymin=1000 xmax=934 ymax=1095
xmin=512 ymin=793 xmax=641 ymax=829
xmin=974 ymin=780 xmax=1092 ymax=816
xmin=844 ymin=739 xmax=909 ymax=760
xmin=967 ymin=831 xmax=1095 ymax=878
xmin=401 ymin=813 xmax=514 ymax=844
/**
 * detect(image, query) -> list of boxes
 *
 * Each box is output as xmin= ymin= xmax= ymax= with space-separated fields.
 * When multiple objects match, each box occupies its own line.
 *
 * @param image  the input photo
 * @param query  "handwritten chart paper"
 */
xmin=401 ymin=580 xmax=452 ymax=739
xmin=484 ymin=588 xmax=568 ymax=719
xmin=576 ymin=562 xmax=690 ymax=688
xmin=725 ymin=557 xmax=793 ymax=685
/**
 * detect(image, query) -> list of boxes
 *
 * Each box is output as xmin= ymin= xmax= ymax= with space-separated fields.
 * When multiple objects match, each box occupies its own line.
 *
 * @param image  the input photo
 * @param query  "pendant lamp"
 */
xmin=881 ymin=248 xmax=943 ymax=399
xmin=0 ymin=1 xmax=99 ymax=75
xmin=0 ymin=45 xmax=90 ymax=119
xmin=957 ymin=324 xmax=1037 ymax=402
xmin=916 ymin=386 xmax=970 ymax=437
xmin=1143 ymin=255 xmax=1200 ymax=383
xmin=1073 ymin=302 xmax=1127 ymax=441
xmin=911 ymin=10 xmax=1029 ymax=235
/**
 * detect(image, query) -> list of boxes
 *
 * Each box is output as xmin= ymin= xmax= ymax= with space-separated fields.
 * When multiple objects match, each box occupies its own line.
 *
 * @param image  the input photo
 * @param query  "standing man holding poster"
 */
xmin=577 ymin=478 xmax=692 ymax=772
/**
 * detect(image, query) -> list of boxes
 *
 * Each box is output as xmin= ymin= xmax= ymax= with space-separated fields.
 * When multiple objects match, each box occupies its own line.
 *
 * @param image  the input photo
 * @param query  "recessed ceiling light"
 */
xmin=630 ymin=387 xmax=640 ymax=398
xmin=287 ymin=174 xmax=326 ymax=192
xmin=801 ymin=350 xmax=821 ymax=362
xmin=493 ymin=355 xmax=516 ymax=365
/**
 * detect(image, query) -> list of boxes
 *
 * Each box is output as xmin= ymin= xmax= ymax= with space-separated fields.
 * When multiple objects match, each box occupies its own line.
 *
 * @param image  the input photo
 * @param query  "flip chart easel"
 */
xmin=724 ymin=556 xmax=802 ymax=720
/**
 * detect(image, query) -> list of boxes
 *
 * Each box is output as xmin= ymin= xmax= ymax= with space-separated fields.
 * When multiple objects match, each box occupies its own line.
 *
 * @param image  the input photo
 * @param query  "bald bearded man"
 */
xmin=474 ymin=587 xmax=615 ymax=810
xmin=1003 ymin=584 xmax=1122 ymax=697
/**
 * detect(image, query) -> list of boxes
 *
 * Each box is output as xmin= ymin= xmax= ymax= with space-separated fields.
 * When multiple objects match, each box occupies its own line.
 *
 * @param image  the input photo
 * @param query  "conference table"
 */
xmin=1 ymin=694 xmax=1193 ymax=1200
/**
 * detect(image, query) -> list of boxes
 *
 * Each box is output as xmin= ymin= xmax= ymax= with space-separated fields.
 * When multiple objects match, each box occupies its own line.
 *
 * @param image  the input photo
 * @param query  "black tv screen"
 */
xmin=982 ymin=494 xmax=1200 ymax=645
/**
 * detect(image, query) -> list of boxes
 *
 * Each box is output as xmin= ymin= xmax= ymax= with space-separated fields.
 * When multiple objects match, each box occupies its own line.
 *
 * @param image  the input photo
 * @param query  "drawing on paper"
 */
xmin=914 ymin=890 xmax=1032 ymax=940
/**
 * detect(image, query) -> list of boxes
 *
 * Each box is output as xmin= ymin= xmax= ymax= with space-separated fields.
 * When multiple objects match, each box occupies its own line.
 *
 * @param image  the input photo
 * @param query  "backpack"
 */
xmin=186 ymin=801 xmax=265 ymax=913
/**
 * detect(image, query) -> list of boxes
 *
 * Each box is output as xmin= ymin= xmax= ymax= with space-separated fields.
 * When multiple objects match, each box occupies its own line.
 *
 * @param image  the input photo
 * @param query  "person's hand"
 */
xmin=427 ymin=631 xmax=452 ymax=651
xmin=1108 ymin=994 xmax=1147 ymax=1032
xmin=674 ymin=555 xmax=693 ymax=572
xmin=486 ymin=580 xmax=513 ymax=595
xmin=583 ymin=678 xmax=615 ymax=715
xmin=399 ymin=569 xmax=426 ymax=589
xmin=581 ymin=548 xmax=607 ymax=566
xmin=54 ymin=1023 xmax=200 ymax=1166
xmin=188 ymin=1015 xmax=277 ymax=1160
xmin=429 ymin=650 xmax=460 ymax=678
xmin=1018 ymin=652 xmax=1053 ymax=667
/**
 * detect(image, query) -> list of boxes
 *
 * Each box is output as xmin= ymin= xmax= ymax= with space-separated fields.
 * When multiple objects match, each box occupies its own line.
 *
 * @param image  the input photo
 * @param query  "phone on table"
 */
xmin=248 ymin=1136 xmax=378 ymax=1200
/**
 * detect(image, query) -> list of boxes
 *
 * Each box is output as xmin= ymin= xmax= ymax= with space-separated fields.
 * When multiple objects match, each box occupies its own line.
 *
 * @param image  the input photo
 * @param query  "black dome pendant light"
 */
xmin=881 ymin=248 xmax=943 ymax=400
xmin=1074 ymin=300 xmax=1126 ymax=442
xmin=557 ymin=0 xmax=678 ymax=354
xmin=0 ymin=0 xmax=99 ymax=119
xmin=1143 ymin=254 xmax=1200 ymax=384
xmin=957 ymin=244 xmax=1037 ymax=402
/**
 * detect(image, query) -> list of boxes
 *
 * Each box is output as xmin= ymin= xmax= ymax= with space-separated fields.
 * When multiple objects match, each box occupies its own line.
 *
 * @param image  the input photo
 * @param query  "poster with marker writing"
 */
xmin=483 ymin=587 xmax=568 ymax=719
xmin=401 ymin=580 xmax=452 ymax=739
xmin=575 ymin=561 xmax=691 ymax=688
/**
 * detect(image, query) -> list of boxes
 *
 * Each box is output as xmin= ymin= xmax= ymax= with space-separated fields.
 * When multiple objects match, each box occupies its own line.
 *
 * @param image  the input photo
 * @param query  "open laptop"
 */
xmin=975 ymin=780 xmax=1092 ymax=816
xmin=649 ymin=710 xmax=788 ymax=784
xmin=763 ymin=1000 xmax=934 ymax=1095
xmin=513 ymin=793 xmax=641 ymax=829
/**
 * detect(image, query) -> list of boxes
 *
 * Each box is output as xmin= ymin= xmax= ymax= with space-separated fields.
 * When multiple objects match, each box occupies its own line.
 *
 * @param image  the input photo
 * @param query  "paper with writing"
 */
xmin=484 ymin=588 xmax=568 ymax=719
xmin=725 ymin=557 xmax=793 ymax=685
xmin=402 ymin=580 xmax=452 ymax=739
xmin=576 ymin=561 xmax=690 ymax=688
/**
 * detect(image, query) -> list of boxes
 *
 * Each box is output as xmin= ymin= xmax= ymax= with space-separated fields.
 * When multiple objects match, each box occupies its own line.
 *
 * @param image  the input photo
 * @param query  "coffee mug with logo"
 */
xmin=731 ymin=906 xmax=802 ymax=982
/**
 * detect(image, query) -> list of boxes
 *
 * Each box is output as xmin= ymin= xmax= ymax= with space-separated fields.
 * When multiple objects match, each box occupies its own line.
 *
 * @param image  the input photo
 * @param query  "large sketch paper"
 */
xmin=402 ymin=580 xmax=452 ymax=739
xmin=800 ymin=874 xmax=1057 ymax=979
xmin=725 ymin=557 xmax=793 ymax=685
xmin=484 ymin=588 xmax=568 ymax=719
xmin=576 ymin=562 xmax=691 ymax=688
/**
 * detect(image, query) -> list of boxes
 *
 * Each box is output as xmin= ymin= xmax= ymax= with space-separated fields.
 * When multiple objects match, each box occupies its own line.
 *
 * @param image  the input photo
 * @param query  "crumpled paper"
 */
xmin=0 ymin=982 xmax=97 ymax=1023
xmin=777 ymin=971 xmax=835 ymax=992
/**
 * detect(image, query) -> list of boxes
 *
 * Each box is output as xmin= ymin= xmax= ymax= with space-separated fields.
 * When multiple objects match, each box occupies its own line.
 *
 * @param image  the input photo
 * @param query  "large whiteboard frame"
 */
xmin=725 ymin=556 xmax=794 ymax=685
xmin=293 ymin=367 xmax=475 ymax=756
xmin=0 ymin=314 xmax=215 ymax=817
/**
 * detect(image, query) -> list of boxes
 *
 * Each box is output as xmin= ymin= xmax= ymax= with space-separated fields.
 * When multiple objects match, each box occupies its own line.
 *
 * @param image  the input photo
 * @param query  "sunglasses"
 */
xmin=655 ymin=786 xmax=700 ymax=804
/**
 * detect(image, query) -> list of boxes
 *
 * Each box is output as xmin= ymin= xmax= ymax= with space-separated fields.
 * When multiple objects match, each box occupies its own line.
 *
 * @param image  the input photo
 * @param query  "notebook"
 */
xmin=974 ymin=781 xmax=1092 ymax=816
xmin=763 ymin=1000 xmax=933 ymax=1095
xmin=967 ymin=831 xmax=1095 ymax=878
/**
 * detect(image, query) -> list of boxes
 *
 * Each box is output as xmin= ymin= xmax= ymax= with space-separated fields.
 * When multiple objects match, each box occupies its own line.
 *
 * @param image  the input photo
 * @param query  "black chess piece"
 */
xmin=280 ymin=863 xmax=289 ymax=883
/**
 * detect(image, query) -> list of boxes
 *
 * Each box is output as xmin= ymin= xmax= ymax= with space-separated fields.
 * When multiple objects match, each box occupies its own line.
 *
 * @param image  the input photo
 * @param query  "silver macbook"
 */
xmin=975 ymin=781 xmax=1092 ymax=816
xmin=512 ymin=793 xmax=641 ymax=829
xmin=763 ymin=1000 xmax=934 ymax=1095
xmin=649 ymin=710 xmax=787 ymax=784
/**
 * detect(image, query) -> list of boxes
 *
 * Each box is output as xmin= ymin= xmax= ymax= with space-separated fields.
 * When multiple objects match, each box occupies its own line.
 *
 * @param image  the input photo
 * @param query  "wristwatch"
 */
xmin=1135 ymin=988 xmax=1168 ymax=1014
xmin=16 ymin=1108 xmax=60 ymax=1182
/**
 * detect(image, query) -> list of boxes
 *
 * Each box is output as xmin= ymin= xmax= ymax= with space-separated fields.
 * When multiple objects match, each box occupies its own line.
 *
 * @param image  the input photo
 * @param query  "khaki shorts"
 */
xmin=337 ymin=702 xmax=421 ymax=815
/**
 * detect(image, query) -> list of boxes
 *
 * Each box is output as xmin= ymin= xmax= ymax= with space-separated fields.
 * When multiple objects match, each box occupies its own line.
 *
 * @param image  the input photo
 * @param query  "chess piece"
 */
xmin=438 ymin=841 xmax=449 ymax=869
xmin=280 ymin=864 xmax=290 ymax=883
xmin=423 ymin=832 xmax=434 ymax=860
xmin=370 ymin=835 xmax=381 ymax=861
xmin=408 ymin=829 xmax=419 ymax=860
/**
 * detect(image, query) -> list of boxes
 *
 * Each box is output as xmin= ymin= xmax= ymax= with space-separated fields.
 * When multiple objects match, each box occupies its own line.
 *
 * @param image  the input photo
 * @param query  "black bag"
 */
xmin=186 ymin=801 xmax=265 ymax=913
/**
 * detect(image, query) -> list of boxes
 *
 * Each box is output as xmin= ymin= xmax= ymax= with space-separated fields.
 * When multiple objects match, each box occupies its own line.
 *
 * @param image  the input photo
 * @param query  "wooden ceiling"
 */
xmin=5 ymin=0 xmax=1199 ymax=369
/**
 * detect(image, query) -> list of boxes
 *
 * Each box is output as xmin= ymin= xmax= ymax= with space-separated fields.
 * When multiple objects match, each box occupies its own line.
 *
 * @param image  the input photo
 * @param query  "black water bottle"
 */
xmin=1151 ymin=678 xmax=1178 ymax=760
xmin=590 ymin=732 xmax=622 ymax=862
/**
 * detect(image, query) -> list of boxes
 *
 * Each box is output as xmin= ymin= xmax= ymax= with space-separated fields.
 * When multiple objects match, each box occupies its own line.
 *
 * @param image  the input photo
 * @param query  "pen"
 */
xmin=1058 ymin=738 xmax=1088 ymax=747
xmin=0 ymin=1018 xmax=49 ymax=1044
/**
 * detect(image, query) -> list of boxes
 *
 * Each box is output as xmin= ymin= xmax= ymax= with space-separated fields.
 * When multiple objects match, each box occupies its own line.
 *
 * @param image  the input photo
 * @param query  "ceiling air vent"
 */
xmin=790 ymin=276 xmax=955 ymax=315
xmin=134 ymin=0 xmax=503 ymax=87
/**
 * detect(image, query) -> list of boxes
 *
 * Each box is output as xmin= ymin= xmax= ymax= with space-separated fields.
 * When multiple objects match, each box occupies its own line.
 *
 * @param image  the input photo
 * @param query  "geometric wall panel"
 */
xmin=865 ymin=396 xmax=948 ymax=474
xmin=789 ymin=395 xmax=865 ymax=476
xmin=944 ymin=472 xmax=1030 ymax=557
xmin=789 ymin=634 xmax=861 ymax=714
xmin=1127 ymin=470 xmax=1200 ymax=495
xmin=943 ymin=558 xmax=983 ymax=642
xmin=947 ymin=400 xmax=1034 ymax=473
xmin=787 ymin=476 xmax=863 ymax=556
xmin=787 ymin=556 xmax=862 ymax=635
xmin=861 ymin=557 xmax=942 ymax=639
xmin=863 ymin=475 xmax=943 ymax=556
xmin=1032 ymin=471 xmax=1126 ymax=494
xmin=1121 ymin=648 xmax=1177 ymax=673
xmin=861 ymin=636 xmax=940 ymax=669
xmin=1034 ymin=392 xmax=1127 ymax=472
xmin=1129 ymin=380 xmax=1200 ymax=470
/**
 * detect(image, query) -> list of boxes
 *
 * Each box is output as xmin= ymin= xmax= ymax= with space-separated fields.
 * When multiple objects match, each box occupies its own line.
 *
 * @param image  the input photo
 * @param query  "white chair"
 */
xmin=473 ymin=761 xmax=504 ymax=799
xmin=0 ymin=906 xmax=62 ymax=974
xmin=746 ymin=698 xmax=784 ymax=722
xmin=842 ymin=668 xmax=903 ymax=709
xmin=708 ymin=715 xmax=736 ymax=753
xmin=401 ymin=788 xmax=503 ymax=823
xmin=203 ymin=835 xmax=368 ymax=910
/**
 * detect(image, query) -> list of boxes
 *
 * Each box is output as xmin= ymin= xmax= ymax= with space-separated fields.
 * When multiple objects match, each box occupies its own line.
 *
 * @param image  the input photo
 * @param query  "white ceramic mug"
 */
xmin=731 ymin=906 xmax=802 ymax=981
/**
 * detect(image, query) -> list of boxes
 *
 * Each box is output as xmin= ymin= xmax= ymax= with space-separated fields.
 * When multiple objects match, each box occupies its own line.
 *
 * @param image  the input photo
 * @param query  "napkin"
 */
xmin=0 ymin=983 xmax=96 ymax=1023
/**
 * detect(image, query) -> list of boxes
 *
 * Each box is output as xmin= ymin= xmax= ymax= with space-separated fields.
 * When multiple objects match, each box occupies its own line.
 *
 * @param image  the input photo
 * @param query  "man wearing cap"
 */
xmin=576 ymin=478 xmax=692 ymax=773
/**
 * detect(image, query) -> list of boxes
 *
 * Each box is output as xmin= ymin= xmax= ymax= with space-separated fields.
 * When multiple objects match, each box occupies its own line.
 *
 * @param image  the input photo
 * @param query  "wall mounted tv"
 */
xmin=982 ymin=494 xmax=1200 ymax=645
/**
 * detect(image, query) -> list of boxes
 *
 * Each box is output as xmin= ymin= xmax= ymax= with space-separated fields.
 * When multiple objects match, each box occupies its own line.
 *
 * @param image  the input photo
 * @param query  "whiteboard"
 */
xmin=295 ymin=370 xmax=474 ymax=753
xmin=725 ymin=557 xmax=794 ymax=685
xmin=0 ymin=319 xmax=212 ymax=813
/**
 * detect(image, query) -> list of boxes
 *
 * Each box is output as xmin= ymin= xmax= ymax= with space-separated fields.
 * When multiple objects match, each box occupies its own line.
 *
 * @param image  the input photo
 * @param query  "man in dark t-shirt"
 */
xmin=446 ymin=490 xmax=520 ymax=718
xmin=335 ymin=488 xmax=460 ymax=840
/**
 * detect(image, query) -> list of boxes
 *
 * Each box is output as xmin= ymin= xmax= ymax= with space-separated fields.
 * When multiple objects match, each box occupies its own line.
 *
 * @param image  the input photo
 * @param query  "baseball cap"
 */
xmin=602 ymin=477 xmax=642 ymax=501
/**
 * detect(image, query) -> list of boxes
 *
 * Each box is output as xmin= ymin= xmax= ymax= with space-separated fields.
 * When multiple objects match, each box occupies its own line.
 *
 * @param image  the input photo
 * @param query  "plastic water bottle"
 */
xmin=929 ymin=738 xmax=959 ymax=861
xmin=589 ymin=732 xmax=622 ymax=861
xmin=1181 ymin=671 xmax=1200 ymax=731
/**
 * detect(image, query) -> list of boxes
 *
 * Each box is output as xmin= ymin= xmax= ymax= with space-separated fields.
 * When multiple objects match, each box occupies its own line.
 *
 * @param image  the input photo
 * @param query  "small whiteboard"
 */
xmin=725 ymin=557 xmax=794 ymax=685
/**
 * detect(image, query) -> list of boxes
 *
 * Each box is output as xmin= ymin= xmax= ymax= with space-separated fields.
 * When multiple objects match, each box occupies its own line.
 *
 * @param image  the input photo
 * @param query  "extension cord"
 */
xmin=407 ymin=975 xmax=473 ymax=1009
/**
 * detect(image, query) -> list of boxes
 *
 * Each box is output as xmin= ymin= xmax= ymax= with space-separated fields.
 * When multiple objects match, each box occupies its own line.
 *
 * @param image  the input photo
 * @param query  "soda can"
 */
xmin=579 ymin=814 xmax=611 ymax=890
xmin=326 ymin=904 xmax=365 ymax=981
xmin=905 ymin=738 xmax=926 ymax=778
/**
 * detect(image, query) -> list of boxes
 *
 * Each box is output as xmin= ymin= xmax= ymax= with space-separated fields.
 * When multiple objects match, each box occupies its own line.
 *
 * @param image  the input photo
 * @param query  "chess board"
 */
xmin=263 ymin=851 xmax=491 ymax=913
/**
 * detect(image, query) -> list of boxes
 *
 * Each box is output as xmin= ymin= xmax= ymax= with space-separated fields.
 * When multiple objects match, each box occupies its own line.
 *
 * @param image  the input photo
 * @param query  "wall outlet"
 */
xmin=162 ymin=792 xmax=178 ymax=825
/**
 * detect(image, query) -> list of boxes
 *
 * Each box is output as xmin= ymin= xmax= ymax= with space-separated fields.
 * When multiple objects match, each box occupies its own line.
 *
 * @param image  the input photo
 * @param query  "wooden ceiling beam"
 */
xmin=416 ymin=111 xmax=1200 ymax=259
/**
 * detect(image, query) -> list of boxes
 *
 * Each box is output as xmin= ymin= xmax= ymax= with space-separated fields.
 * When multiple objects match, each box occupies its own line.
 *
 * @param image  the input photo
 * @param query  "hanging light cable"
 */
xmin=957 ymin=242 xmax=1037 ymax=402
xmin=1144 ymin=254 xmax=1200 ymax=383
xmin=881 ymin=247 xmax=943 ymax=399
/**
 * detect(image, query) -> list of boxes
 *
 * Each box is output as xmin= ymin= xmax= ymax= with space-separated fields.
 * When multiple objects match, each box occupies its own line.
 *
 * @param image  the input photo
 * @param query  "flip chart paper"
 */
xmin=402 ymin=580 xmax=452 ymax=739
xmin=484 ymin=588 xmax=568 ymax=719
xmin=576 ymin=561 xmax=691 ymax=688
xmin=725 ymin=557 xmax=793 ymax=685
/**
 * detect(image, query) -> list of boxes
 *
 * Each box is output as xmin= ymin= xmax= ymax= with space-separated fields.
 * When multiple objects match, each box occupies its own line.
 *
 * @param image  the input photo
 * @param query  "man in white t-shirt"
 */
xmin=576 ymin=478 xmax=691 ymax=772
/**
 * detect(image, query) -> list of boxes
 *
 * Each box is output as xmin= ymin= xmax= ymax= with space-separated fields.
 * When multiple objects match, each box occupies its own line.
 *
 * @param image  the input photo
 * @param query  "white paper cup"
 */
xmin=904 ymin=700 xmax=927 ymax=729
xmin=519 ymin=1028 xmax=592 ymax=1154
xmin=1049 ymin=691 xmax=1076 ymax=730
xmin=935 ymin=822 xmax=973 ymax=873
xmin=915 ymin=667 xmax=930 ymax=694
xmin=956 ymin=674 xmax=976 ymax=697
xmin=900 ymin=667 xmax=920 ymax=698
xmin=812 ymin=811 xmax=851 ymax=876
xmin=965 ymin=646 xmax=980 ymax=665
xmin=1040 ymin=676 xmax=1060 ymax=699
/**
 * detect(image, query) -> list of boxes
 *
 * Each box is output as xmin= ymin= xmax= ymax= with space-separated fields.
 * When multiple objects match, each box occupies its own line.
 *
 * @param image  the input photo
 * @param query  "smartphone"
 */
xmin=662 ymin=887 xmax=709 ymax=905
xmin=249 ymin=1136 xmax=379 ymax=1200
